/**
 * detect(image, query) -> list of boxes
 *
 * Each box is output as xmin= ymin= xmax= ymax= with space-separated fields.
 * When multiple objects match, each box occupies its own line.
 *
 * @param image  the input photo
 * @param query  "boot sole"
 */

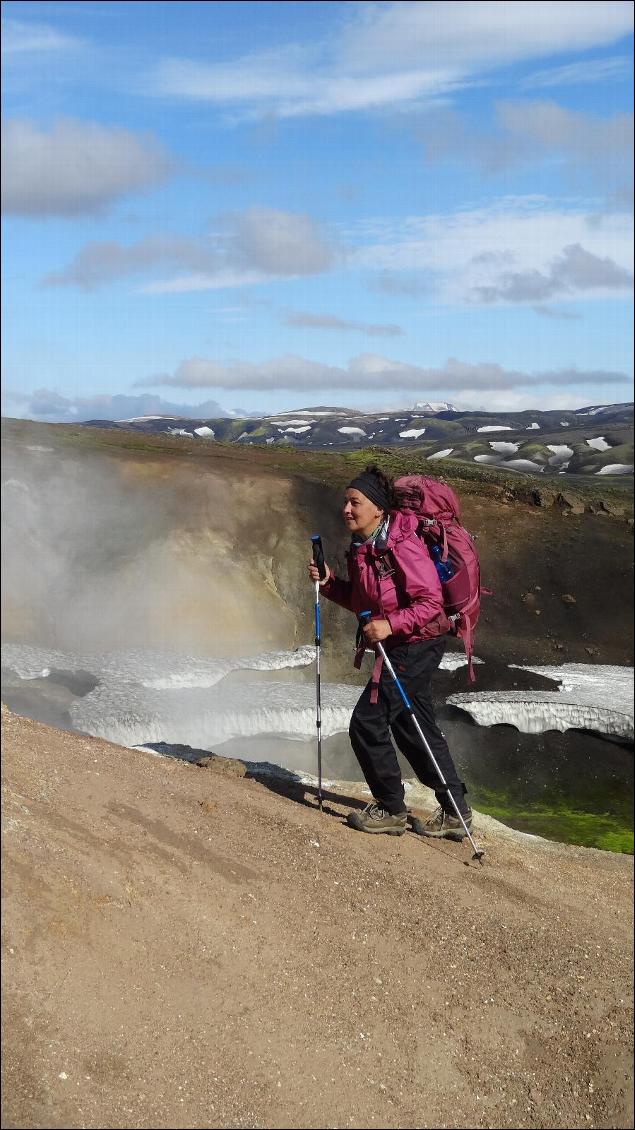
xmin=410 ymin=820 xmax=472 ymax=841
xmin=417 ymin=829 xmax=469 ymax=841
xmin=346 ymin=818 xmax=407 ymax=835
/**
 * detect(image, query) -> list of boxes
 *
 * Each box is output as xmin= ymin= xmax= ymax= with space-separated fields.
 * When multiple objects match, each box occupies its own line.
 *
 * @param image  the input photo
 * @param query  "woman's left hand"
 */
xmin=363 ymin=618 xmax=392 ymax=643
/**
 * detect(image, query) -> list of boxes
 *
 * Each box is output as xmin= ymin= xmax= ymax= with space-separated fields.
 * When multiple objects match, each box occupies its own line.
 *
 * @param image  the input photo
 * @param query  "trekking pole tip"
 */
xmin=472 ymin=849 xmax=485 ymax=863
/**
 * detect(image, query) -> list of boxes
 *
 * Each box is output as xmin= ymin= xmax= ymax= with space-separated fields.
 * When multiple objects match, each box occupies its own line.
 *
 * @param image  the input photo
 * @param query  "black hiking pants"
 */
xmin=349 ymin=636 xmax=469 ymax=816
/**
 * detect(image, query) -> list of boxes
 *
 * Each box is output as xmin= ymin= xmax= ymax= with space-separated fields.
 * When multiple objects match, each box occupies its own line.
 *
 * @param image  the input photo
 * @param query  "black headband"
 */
xmin=347 ymin=472 xmax=391 ymax=512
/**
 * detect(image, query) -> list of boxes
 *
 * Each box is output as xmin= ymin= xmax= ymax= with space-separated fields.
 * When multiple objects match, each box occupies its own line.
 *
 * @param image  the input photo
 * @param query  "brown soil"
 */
xmin=2 ymin=706 xmax=633 ymax=1130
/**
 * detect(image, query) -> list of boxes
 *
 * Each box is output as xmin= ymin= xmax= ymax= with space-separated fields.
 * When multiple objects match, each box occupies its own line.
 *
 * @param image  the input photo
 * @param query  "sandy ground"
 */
xmin=1 ymin=704 xmax=633 ymax=1130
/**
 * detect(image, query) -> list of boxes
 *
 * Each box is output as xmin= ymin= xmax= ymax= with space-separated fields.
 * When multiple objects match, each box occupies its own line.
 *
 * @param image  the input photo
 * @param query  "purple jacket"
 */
xmin=321 ymin=510 xmax=450 ymax=644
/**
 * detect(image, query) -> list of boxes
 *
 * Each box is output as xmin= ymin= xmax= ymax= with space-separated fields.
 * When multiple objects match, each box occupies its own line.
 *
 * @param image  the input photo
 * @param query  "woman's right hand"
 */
xmin=307 ymin=558 xmax=331 ymax=585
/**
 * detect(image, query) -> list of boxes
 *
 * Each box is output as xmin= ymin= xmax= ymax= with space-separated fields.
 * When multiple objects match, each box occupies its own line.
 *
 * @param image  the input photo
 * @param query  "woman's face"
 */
xmin=342 ymin=489 xmax=384 ymax=539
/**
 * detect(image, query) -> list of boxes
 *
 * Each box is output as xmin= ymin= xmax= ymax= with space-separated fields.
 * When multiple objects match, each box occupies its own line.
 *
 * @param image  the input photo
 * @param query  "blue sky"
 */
xmin=1 ymin=0 xmax=633 ymax=421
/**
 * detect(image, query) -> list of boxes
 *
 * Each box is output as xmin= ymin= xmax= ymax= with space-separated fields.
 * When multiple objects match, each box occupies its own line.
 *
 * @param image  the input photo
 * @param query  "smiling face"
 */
xmin=342 ymin=488 xmax=385 ymax=539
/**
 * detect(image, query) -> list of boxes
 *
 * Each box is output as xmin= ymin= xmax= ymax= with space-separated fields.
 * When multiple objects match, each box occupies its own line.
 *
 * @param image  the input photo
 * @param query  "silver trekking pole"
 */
xmin=359 ymin=611 xmax=484 ymax=862
xmin=311 ymin=535 xmax=327 ymax=812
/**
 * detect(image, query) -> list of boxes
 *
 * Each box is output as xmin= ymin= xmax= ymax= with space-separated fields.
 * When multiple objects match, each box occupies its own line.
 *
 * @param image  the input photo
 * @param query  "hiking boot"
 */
xmin=346 ymin=803 xmax=407 ymax=836
xmin=410 ymin=805 xmax=473 ymax=841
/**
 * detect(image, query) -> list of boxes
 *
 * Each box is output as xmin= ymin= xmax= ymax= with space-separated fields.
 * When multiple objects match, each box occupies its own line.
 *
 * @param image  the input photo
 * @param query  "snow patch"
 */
xmin=194 ymin=426 xmax=215 ymax=437
xmin=338 ymin=427 xmax=366 ymax=436
xmin=547 ymin=444 xmax=573 ymax=459
xmin=71 ymin=680 xmax=359 ymax=751
xmin=489 ymin=441 xmax=519 ymax=454
xmin=477 ymin=426 xmax=513 ymax=433
xmin=526 ymin=422 xmax=541 ymax=430
xmin=505 ymin=459 xmax=545 ymax=472
xmin=448 ymin=664 xmax=633 ymax=742
xmin=440 ymin=653 xmax=483 ymax=671
xmin=427 ymin=448 xmax=453 ymax=460
xmin=586 ymin=436 xmax=610 ymax=451
xmin=1 ymin=643 xmax=316 ymax=691
xmin=125 ymin=415 xmax=166 ymax=422
xmin=399 ymin=428 xmax=426 ymax=439
xmin=474 ymin=454 xmax=501 ymax=463
xmin=595 ymin=464 xmax=633 ymax=475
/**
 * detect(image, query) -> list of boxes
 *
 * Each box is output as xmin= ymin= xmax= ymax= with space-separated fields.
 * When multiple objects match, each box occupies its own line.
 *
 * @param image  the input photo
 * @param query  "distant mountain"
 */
xmin=413 ymin=401 xmax=458 ymax=414
xmin=81 ymin=401 xmax=634 ymax=477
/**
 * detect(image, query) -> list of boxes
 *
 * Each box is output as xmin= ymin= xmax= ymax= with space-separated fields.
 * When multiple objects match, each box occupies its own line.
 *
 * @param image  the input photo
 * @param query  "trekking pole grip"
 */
xmin=311 ymin=534 xmax=327 ymax=581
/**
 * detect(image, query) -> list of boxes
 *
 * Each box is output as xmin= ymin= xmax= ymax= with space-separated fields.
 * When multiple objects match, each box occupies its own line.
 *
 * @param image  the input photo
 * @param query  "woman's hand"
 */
xmin=363 ymin=618 xmax=392 ymax=643
xmin=307 ymin=559 xmax=331 ymax=585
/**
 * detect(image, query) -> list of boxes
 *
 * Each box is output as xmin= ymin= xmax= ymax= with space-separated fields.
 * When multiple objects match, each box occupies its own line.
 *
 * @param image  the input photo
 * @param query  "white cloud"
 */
xmin=154 ymin=48 xmax=460 ymax=119
xmin=43 ymin=235 xmax=224 ymax=290
xmin=232 ymin=207 xmax=336 ymax=273
xmin=522 ymin=55 xmax=632 ymax=89
xmin=142 ymin=270 xmax=268 ymax=294
xmin=1 ymin=118 xmax=174 ymax=217
xmin=43 ymin=207 xmax=337 ymax=288
xmin=283 ymin=310 xmax=403 ymax=336
xmin=473 ymin=243 xmax=633 ymax=303
xmin=497 ymin=100 xmax=633 ymax=168
xmin=417 ymin=101 xmax=633 ymax=184
xmin=135 ymin=353 xmax=629 ymax=394
xmin=1 ymin=17 xmax=83 ymax=54
xmin=341 ymin=1 xmax=633 ymax=71
xmin=152 ymin=1 xmax=633 ymax=118
xmin=352 ymin=197 xmax=634 ymax=304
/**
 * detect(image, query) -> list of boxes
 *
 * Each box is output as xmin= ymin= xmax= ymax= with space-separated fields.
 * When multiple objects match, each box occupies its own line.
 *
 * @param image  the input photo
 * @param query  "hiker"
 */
xmin=307 ymin=464 xmax=472 ymax=839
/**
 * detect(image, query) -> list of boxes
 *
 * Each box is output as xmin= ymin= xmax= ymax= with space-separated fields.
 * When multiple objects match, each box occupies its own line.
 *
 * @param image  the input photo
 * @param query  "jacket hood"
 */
xmin=385 ymin=509 xmax=419 ymax=547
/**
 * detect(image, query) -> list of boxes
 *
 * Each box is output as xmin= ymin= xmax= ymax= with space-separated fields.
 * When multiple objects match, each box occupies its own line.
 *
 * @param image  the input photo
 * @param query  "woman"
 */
xmin=308 ymin=464 xmax=472 ymax=839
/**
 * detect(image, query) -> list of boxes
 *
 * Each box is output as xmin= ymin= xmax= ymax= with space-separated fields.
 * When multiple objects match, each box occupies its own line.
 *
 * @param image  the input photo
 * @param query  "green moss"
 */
xmin=518 ymin=443 xmax=549 ymax=460
xmin=471 ymin=787 xmax=634 ymax=854
xmin=595 ymin=443 xmax=634 ymax=467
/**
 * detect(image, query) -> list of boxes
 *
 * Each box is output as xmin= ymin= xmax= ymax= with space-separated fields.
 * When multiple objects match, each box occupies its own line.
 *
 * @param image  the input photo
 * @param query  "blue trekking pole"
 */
xmin=358 ymin=611 xmax=484 ymax=862
xmin=311 ymin=535 xmax=327 ymax=812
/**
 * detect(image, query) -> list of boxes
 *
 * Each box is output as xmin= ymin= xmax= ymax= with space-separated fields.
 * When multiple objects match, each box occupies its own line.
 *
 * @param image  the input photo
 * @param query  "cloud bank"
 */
xmin=152 ymin=1 xmax=634 ymax=118
xmin=472 ymin=243 xmax=634 ymax=303
xmin=135 ymin=353 xmax=630 ymax=393
xmin=43 ymin=207 xmax=338 ymax=288
xmin=2 ymin=390 xmax=249 ymax=425
xmin=1 ymin=118 xmax=174 ymax=217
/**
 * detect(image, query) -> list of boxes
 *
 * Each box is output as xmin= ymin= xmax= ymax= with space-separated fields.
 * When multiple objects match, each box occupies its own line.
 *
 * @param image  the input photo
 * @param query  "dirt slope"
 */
xmin=2 ymin=707 xmax=633 ymax=1130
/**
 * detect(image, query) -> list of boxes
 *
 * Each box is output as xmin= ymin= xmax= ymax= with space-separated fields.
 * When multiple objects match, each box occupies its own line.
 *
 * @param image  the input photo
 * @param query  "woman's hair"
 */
xmin=365 ymin=464 xmax=395 ymax=509
xmin=347 ymin=463 xmax=395 ymax=512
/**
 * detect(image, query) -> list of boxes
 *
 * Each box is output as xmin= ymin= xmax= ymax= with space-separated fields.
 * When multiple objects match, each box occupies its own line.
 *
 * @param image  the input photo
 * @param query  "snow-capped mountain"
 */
xmin=80 ymin=402 xmax=634 ymax=477
xmin=413 ymin=401 xmax=457 ymax=414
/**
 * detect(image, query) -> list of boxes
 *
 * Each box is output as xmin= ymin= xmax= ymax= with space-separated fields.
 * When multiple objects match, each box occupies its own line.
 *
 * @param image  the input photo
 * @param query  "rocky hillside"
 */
xmin=2 ymin=417 xmax=633 ymax=667
xmin=2 ymin=705 xmax=633 ymax=1130
xmin=79 ymin=402 xmax=635 ymax=478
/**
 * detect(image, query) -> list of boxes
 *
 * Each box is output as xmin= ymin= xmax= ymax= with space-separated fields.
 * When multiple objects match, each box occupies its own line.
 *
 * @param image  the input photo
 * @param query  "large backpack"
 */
xmin=393 ymin=475 xmax=488 ymax=683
